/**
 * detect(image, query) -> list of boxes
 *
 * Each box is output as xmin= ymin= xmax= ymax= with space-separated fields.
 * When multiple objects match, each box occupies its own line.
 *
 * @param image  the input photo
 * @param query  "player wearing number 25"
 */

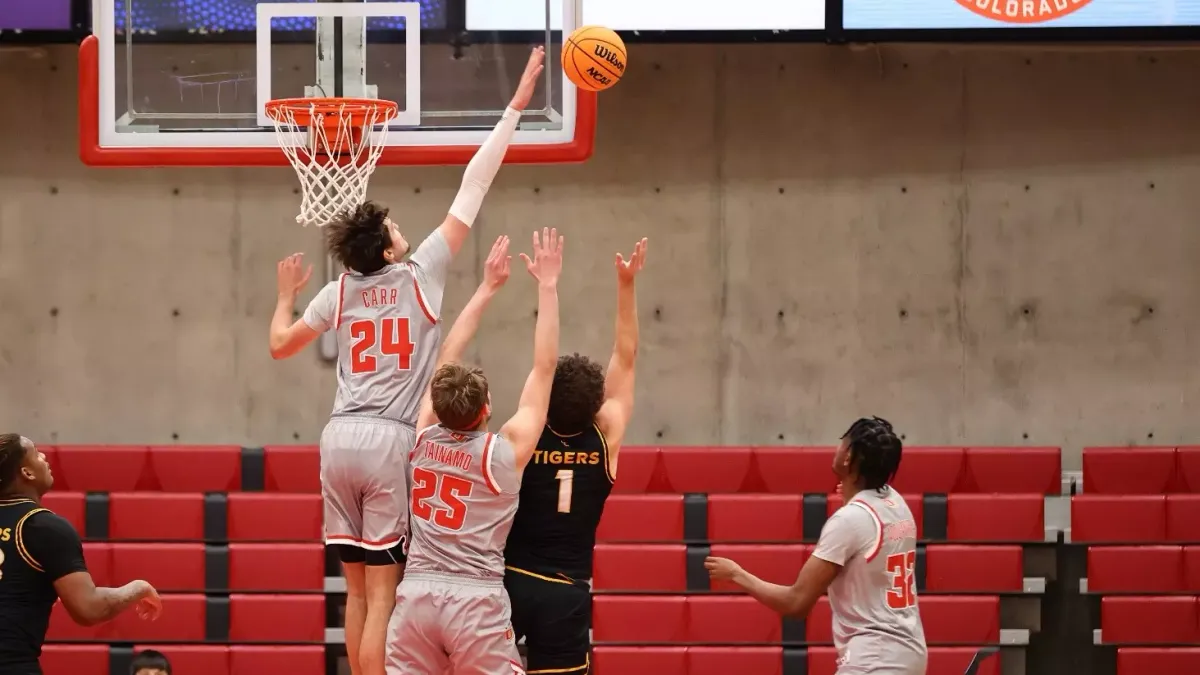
xmin=706 ymin=417 xmax=928 ymax=675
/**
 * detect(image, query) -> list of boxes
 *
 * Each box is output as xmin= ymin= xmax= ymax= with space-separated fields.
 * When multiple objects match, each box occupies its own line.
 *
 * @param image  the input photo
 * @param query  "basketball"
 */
xmin=563 ymin=26 xmax=627 ymax=92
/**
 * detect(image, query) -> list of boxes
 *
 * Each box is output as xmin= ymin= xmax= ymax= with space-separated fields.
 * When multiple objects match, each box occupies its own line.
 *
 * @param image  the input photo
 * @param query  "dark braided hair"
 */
xmin=841 ymin=417 xmax=903 ymax=491
xmin=0 ymin=434 xmax=28 ymax=495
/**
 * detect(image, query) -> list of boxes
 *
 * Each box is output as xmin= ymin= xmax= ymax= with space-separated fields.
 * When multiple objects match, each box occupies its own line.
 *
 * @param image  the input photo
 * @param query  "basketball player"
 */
xmin=267 ymin=46 xmax=546 ymax=675
xmin=503 ymin=237 xmax=648 ymax=675
xmin=385 ymin=228 xmax=563 ymax=675
xmin=0 ymin=434 xmax=161 ymax=675
xmin=705 ymin=417 xmax=928 ymax=675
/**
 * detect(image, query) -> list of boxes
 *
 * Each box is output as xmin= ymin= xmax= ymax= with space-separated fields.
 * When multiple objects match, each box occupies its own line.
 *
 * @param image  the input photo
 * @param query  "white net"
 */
xmin=267 ymin=99 xmax=398 ymax=227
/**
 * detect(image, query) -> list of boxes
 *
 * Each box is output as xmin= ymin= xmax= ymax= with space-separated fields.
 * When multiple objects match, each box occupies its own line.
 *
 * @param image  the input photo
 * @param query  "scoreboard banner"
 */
xmin=845 ymin=0 xmax=1200 ymax=29
xmin=466 ymin=0 xmax=826 ymax=31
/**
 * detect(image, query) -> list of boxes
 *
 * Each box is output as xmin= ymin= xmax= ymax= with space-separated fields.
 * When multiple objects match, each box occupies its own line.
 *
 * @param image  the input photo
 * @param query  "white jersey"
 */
xmin=303 ymin=231 xmax=451 ymax=425
xmin=811 ymin=486 xmax=928 ymax=674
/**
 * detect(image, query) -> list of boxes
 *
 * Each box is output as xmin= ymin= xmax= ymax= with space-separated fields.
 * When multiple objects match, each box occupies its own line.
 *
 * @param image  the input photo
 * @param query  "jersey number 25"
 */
xmin=411 ymin=467 xmax=473 ymax=531
xmin=885 ymin=551 xmax=917 ymax=609
xmin=349 ymin=318 xmax=415 ymax=374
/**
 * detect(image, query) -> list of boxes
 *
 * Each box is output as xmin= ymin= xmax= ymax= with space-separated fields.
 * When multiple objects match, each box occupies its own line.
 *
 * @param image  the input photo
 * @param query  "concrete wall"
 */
xmin=2 ymin=42 xmax=1198 ymax=469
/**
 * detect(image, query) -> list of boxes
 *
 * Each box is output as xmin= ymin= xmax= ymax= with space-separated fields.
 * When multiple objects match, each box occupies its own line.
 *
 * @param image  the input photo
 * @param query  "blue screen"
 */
xmin=846 ymin=0 xmax=1200 ymax=29
xmin=113 ymin=0 xmax=447 ymax=31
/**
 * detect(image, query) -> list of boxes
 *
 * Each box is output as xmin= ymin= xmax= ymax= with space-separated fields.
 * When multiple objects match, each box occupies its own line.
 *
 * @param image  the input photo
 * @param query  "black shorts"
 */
xmin=504 ymin=567 xmax=591 ymax=674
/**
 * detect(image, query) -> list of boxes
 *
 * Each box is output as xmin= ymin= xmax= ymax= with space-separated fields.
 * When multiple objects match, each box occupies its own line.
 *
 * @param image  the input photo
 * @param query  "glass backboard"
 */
xmin=80 ymin=0 xmax=595 ymax=166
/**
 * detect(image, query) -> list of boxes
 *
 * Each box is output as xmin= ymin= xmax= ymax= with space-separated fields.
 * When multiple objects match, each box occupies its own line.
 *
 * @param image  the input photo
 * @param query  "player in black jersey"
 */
xmin=0 ymin=434 xmax=161 ymax=675
xmin=504 ymin=238 xmax=647 ymax=675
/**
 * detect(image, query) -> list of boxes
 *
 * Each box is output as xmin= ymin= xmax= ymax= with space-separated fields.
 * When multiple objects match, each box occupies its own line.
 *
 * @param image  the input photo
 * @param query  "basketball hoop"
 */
xmin=265 ymin=97 xmax=400 ymax=227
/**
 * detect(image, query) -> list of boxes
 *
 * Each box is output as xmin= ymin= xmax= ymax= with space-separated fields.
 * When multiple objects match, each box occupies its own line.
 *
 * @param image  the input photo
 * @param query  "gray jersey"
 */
xmin=405 ymin=425 xmax=523 ymax=580
xmin=812 ymin=487 xmax=928 ymax=674
xmin=304 ymin=231 xmax=451 ymax=424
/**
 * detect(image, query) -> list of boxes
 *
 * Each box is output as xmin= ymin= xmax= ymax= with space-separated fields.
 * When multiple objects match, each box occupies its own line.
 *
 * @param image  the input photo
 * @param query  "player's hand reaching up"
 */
xmin=615 ymin=238 xmax=648 ymax=284
xmin=704 ymin=556 xmax=747 ymax=584
xmin=132 ymin=580 xmax=162 ymax=621
xmin=509 ymin=46 xmax=546 ymax=112
xmin=277 ymin=252 xmax=313 ymax=298
xmin=520 ymin=227 xmax=564 ymax=287
xmin=483 ymin=235 xmax=512 ymax=289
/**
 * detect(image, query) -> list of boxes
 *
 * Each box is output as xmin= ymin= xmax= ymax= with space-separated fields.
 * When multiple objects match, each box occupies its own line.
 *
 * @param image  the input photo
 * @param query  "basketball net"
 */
xmin=266 ymin=98 xmax=399 ymax=227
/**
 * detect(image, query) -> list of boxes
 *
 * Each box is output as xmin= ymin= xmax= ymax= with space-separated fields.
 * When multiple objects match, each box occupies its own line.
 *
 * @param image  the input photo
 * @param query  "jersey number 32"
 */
xmin=886 ymin=551 xmax=917 ymax=609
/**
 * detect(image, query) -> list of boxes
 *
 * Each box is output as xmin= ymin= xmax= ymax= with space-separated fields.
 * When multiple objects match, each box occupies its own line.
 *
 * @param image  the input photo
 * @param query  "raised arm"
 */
xmin=268 ymin=253 xmax=324 ymax=359
xmin=436 ymin=47 xmax=546 ymax=257
xmin=499 ymin=228 xmax=564 ymax=469
xmin=595 ymin=239 xmax=648 ymax=463
xmin=416 ymin=236 xmax=512 ymax=430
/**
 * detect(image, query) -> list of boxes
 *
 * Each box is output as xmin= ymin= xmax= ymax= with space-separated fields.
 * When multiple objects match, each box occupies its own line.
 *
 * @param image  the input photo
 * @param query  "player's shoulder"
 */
xmin=19 ymin=508 xmax=81 ymax=545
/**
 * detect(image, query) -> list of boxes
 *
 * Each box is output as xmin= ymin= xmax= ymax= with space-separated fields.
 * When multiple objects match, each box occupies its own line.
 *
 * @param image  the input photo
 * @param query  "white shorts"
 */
xmin=320 ymin=416 xmax=413 ymax=554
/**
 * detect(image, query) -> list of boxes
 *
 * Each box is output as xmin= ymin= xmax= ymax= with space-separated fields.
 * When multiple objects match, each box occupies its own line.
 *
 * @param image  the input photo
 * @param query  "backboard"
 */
xmin=79 ymin=0 xmax=596 ymax=166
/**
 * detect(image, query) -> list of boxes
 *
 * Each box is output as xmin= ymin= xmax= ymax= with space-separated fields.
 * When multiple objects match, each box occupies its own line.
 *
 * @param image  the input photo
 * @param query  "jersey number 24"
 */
xmin=349 ymin=318 xmax=415 ymax=374
xmin=411 ymin=467 xmax=473 ymax=531
xmin=886 ymin=551 xmax=917 ymax=609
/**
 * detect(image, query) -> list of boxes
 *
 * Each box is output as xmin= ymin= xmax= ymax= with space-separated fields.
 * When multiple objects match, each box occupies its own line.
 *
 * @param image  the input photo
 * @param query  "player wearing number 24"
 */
xmin=706 ymin=417 xmax=928 ymax=675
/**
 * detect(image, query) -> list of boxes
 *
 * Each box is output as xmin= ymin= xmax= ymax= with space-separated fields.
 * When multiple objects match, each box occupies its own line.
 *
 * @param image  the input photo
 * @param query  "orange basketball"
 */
xmin=563 ymin=26 xmax=627 ymax=92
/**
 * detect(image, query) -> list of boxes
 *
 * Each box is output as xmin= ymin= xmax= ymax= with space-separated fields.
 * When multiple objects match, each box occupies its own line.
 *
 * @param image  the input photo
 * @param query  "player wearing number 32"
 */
xmin=705 ymin=418 xmax=928 ymax=675
xmin=267 ymin=47 xmax=546 ymax=675
xmin=384 ymin=229 xmax=563 ymax=675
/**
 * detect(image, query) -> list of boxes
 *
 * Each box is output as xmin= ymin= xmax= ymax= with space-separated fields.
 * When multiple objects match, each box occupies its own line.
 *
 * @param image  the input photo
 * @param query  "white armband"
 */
xmin=448 ymin=107 xmax=521 ymax=227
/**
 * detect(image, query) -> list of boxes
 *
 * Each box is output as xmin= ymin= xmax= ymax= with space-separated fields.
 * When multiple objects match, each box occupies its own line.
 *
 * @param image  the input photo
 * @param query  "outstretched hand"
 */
xmin=615 ymin=238 xmax=648 ymax=284
xmin=483 ymin=235 xmax=512 ymax=289
xmin=132 ymin=581 xmax=162 ymax=621
xmin=519 ymin=227 xmax=564 ymax=287
xmin=277 ymin=253 xmax=313 ymax=298
xmin=509 ymin=46 xmax=546 ymax=112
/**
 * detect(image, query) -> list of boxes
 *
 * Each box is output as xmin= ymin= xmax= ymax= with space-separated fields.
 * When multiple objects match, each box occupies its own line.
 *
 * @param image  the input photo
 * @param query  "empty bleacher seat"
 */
xmin=1186 ymin=547 xmax=1200 ymax=590
xmin=596 ymin=494 xmax=684 ymax=542
xmin=40 ymin=644 xmax=109 ymax=675
xmin=111 ymin=543 xmax=206 ymax=591
xmin=592 ymin=544 xmax=686 ymax=591
xmin=592 ymin=595 xmax=687 ymax=642
xmin=1178 ymin=448 xmax=1200 ymax=493
xmin=1101 ymin=596 xmax=1199 ymax=644
xmin=592 ymin=646 xmax=687 ymax=674
xmin=111 ymin=593 xmax=207 ymax=641
xmin=1118 ymin=647 xmax=1200 ymax=675
xmin=109 ymin=493 xmax=205 ymax=541
xmin=611 ymin=446 xmax=660 ymax=494
xmin=891 ymin=447 xmax=964 ymax=494
xmin=660 ymin=446 xmax=755 ymax=493
xmin=229 ymin=543 xmax=324 ymax=591
xmin=262 ymin=445 xmax=321 ymax=493
xmin=1088 ymin=547 xmax=1184 ymax=593
xmin=54 ymin=445 xmax=152 ymax=491
xmin=753 ymin=446 xmax=837 ymax=494
xmin=150 ymin=445 xmax=241 ymax=492
xmin=925 ymin=545 xmax=1024 ymax=592
xmin=1084 ymin=447 xmax=1178 ymax=494
xmin=138 ymin=645 xmax=231 ymax=675
xmin=708 ymin=495 xmax=803 ymax=542
xmin=81 ymin=543 xmax=112 ymax=586
xmin=963 ymin=446 xmax=1061 ymax=494
xmin=41 ymin=491 xmax=85 ymax=533
xmin=948 ymin=494 xmax=1044 ymax=542
xmin=686 ymin=595 xmax=781 ymax=643
xmin=1072 ymin=496 xmax=1166 ymax=543
xmin=827 ymin=493 xmax=923 ymax=540
xmin=229 ymin=594 xmax=325 ymax=641
xmin=229 ymin=646 xmax=325 ymax=675
xmin=1167 ymin=495 xmax=1200 ymax=542
xmin=226 ymin=493 xmax=322 ymax=542
xmin=686 ymin=646 xmax=782 ymax=675
xmin=707 ymin=545 xmax=809 ymax=591
xmin=594 ymin=647 xmax=995 ymax=675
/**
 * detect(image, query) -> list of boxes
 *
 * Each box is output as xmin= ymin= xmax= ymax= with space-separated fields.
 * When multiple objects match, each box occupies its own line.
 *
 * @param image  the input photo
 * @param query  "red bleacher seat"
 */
xmin=753 ymin=447 xmax=837 ymax=494
xmin=708 ymin=494 xmax=803 ymax=542
xmin=964 ymin=446 xmax=1061 ymax=494
xmin=138 ymin=645 xmax=231 ymax=675
xmin=41 ymin=491 xmax=85 ymax=533
xmin=109 ymin=493 xmax=205 ymax=541
xmin=925 ymin=545 xmax=1023 ymax=592
xmin=806 ymin=597 xmax=833 ymax=642
xmin=1167 ymin=495 xmax=1200 ymax=542
xmin=48 ymin=601 xmax=107 ymax=640
xmin=592 ymin=595 xmax=687 ymax=642
xmin=948 ymin=494 xmax=1043 ymax=541
xmin=262 ymin=445 xmax=321 ymax=492
xmin=1102 ymin=596 xmax=1199 ymax=644
xmin=809 ymin=646 xmax=1000 ymax=675
xmin=150 ymin=445 xmax=241 ymax=492
xmin=686 ymin=595 xmax=781 ymax=643
xmin=230 ymin=646 xmax=325 ymax=675
xmin=707 ymin=545 xmax=810 ymax=592
xmin=1088 ymin=547 xmax=1184 ymax=593
xmin=891 ymin=447 xmax=964 ymax=494
xmin=40 ymin=644 xmax=109 ymax=675
xmin=596 ymin=494 xmax=684 ymax=542
xmin=1084 ymin=447 xmax=1178 ymax=494
xmin=111 ymin=593 xmax=206 ymax=640
xmin=55 ymin=445 xmax=152 ymax=491
xmin=1072 ymin=496 xmax=1166 ymax=543
xmin=1179 ymin=447 xmax=1200 ymax=493
xmin=827 ymin=493 xmax=923 ymax=539
xmin=688 ymin=647 xmax=782 ymax=675
xmin=1118 ymin=647 xmax=1200 ymax=675
xmin=82 ymin=543 xmax=112 ymax=586
xmin=226 ymin=493 xmax=322 ymax=541
xmin=111 ymin=543 xmax=205 ymax=591
xmin=660 ymin=446 xmax=755 ymax=493
xmin=229 ymin=594 xmax=325 ymax=641
xmin=593 ymin=646 xmax=687 ymax=674
xmin=611 ymin=446 xmax=660 ymax=494
xmin=808 ymin=596 xmax=999 ymax=644
xmin=593 ymin=544 xmax=686 ymax=591
xmin=1185 ymin=547 xmax=1200 ymax=590
xmin=229 ymin=543 xmax=324 ymax=590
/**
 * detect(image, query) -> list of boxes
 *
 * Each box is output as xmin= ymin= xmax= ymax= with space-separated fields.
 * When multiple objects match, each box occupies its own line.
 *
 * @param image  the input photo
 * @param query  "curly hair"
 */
xmin=430 ymin=363 xmax=490 ymax=431
xmin=0 ymin=433 xmax=28 ymax=495
xmin=546 ymin=354 xmax=606 ymax=434
xmin=325 ymin=201 xmax=393 ymax=274
xmin=841 ymin=416 xmax=903 ymax=491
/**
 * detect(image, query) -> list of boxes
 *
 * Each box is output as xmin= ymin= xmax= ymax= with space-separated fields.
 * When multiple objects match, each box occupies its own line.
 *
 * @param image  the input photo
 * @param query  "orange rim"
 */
xmin=264 ymin=97 xmax=400 ymax=127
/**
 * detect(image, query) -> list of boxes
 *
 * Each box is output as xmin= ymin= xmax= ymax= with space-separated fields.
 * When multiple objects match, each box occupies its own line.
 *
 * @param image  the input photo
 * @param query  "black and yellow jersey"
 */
xmin=0 ymin=497 xmax=87 ymax=673
xmin=505 ymin=424 xmax=615 ymax=581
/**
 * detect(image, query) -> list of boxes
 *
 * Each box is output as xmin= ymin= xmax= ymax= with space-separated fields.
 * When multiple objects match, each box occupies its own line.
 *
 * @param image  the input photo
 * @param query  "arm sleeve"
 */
xmin=811 ymin=505 xmax=876 ymax=566
xmin=20 ymin=512 xmax=88 ymax=582
xmin=409 ymin=229 xmax=451 ymax=315
xmin=302 ymin=280 xmax=340 ymax=333
xmin=486 ymin=435 xmax=523 ymax=496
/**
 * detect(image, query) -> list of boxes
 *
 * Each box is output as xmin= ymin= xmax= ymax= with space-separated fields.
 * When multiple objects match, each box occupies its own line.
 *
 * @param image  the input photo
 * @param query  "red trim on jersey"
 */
xmin=333 ymin=273 xmax=348 ymax=330
xmin=854 ymin=500 xmax=886 ymax=563
xmin=325 ymin=533 xmax=403 ymax=547
xmin=411 ymin=277 xmax=437 ymax=325
xmin=482 ymin=433 xmax=502 ymax=495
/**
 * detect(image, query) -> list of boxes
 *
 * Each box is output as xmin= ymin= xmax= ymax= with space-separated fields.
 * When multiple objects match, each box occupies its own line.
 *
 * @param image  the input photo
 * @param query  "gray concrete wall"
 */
xmin=1 ymin=42 xmax=1198 ymax=469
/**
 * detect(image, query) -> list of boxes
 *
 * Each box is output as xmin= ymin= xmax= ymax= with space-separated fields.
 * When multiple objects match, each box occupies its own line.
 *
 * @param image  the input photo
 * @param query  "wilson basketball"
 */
xmin=563 ymin=26 xmax=627 ymax=92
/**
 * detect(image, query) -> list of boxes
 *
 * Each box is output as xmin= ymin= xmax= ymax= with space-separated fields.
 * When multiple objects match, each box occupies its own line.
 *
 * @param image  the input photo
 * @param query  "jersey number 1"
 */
xmin=411 ymin=467 xmax=473 ymax=531
xmin=349 ymin=318 xmax=414 ymax=374
xmin=886 ymin=550 xmax=917 ymax=609
xmin=555 ymin=470 xmax=574 ymax=514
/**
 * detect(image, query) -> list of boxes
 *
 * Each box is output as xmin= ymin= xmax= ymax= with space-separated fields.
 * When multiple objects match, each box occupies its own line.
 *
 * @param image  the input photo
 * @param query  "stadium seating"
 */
xmin=1082 ymin=446 xmax=1200 ymax=494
